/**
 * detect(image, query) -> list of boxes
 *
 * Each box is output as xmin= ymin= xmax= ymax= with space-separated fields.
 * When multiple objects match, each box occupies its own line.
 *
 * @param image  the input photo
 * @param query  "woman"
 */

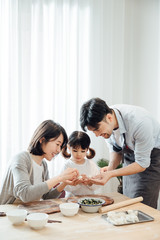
xmin=0 ymin=120 xmax=79 ymax=204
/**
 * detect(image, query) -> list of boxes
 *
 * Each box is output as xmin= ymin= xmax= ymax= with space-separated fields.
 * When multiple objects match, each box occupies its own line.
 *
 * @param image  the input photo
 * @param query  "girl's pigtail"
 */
xmin=86 ymin=147 xmax=95 ymax=159
xmin=61 ymin=145 xmax=71 ymax=159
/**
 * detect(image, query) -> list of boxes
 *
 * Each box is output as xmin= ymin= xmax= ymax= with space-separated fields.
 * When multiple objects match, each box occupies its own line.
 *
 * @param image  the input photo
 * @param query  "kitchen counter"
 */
xmin=0 ymin=192 xmax=160 ymax=240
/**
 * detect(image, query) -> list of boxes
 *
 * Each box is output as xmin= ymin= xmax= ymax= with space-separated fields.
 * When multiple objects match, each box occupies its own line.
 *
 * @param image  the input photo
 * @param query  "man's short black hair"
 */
xmin=80 ymin=98 xmax=112 ymax=131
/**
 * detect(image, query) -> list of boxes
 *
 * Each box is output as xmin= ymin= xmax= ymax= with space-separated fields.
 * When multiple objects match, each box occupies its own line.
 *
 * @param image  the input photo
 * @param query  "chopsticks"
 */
xmin=24 ymin=218 xmax=62 ymax=223
xmin=0 ymin=212 xmax=6 ymax=217
xmin=48 ymin=219 xmax=62 ymax=223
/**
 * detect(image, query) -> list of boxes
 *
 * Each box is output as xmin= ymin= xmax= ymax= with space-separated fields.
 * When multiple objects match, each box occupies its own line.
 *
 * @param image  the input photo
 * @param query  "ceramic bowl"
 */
xmin=7 ymin=209 xmax=27 ymax=225
xmin=59 ymin=202 xmax=79 ymax=216
xmin=27 ymin=213 xmax=48 ymax=230
xmin=78 ymin=197 xmax=105 ymax=213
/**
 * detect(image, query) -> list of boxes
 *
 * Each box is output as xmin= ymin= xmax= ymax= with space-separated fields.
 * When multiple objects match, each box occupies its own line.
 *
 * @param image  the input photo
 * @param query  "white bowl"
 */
xmin=59 ymin=203 xmax=79 ymax=216
xmin=78 ymin=197 xmax=105 ymax=213
xmin=27 ymin=213 xmax=48 ymax=230
xmin=7 ymin=209 xmax=27 ymax=225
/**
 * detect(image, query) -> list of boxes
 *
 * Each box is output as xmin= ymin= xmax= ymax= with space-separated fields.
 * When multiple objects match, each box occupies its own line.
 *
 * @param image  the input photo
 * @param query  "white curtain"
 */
xmin=0 ymin=0 xmax=92 ymax=180
xmin=0 ymin=0 xmax=160 ymax=194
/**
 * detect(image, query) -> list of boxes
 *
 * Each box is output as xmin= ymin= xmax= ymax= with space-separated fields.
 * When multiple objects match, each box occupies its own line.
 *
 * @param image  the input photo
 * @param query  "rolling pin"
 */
xmin=99 ymin=196 xmax=143 ymax=213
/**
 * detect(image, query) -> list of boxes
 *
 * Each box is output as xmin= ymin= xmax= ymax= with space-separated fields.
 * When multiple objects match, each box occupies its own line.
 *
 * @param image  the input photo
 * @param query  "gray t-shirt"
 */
xmin=106 ymin=104 xmax=160 ymax=168
xmin=0 ymin=151 xmax=61 ymax=204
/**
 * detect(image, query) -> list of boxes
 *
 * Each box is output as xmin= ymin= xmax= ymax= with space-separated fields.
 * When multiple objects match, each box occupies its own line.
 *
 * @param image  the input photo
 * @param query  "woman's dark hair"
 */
xmin=80 ymin=97 xmax=112 ymax=131
xmin=28 ymin=120 xmax=68 ymax=155
xmin=62 ymin=131 xmax=95 ymax=159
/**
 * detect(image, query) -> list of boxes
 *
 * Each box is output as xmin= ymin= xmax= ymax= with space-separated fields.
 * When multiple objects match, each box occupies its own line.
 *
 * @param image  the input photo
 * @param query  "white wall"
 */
xmin=80 ymin=0 xmax=160 ymax=201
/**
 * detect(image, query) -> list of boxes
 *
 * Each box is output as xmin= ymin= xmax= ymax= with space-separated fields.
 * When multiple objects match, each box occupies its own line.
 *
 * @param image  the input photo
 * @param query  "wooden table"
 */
xmin=0 ymin=192 xmax=160 ymax=240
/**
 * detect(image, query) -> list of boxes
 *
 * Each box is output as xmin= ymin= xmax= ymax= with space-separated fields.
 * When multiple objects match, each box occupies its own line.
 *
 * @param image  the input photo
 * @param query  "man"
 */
xmin=80 ymin=97 xmax=160 ymax=208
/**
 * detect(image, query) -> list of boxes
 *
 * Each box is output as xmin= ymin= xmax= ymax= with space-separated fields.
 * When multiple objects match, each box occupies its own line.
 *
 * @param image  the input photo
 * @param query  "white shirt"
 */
xmin=113 ymin=128 xmax=124 ymax=148
xmin=106 ymin=104 xmax=160 ymax=168
xmin=62 ymin=158 xmax=100 ymax=195
xmin=32 ymin=160 xmax=43 ymax=185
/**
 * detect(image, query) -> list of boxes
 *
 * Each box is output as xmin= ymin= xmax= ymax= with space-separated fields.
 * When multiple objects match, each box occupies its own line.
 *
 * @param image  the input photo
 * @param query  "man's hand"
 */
xmin=100 ymin=166 xmax=109 ymax=173
xmin=90 ymin=172 xmax=112 ymax=185
xmin=90 ymin=162 xmax=146 ymax=186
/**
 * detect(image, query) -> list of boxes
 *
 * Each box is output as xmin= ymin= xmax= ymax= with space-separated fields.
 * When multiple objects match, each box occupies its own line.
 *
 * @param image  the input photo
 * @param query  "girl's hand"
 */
xmin=65 ymin=174 xmax=89 ymax=186
xmin=81 ymin=174 xmax=93 ymax=186
xmin=65 ymin=174 xmax=86 ymax=186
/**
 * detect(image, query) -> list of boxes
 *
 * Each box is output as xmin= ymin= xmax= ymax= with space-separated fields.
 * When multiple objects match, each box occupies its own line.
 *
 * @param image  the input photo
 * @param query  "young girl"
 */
xmin=61 ymin=131 xmax=100 ymax=196
xmin=0 ymin=120 xmax=79 ymax=204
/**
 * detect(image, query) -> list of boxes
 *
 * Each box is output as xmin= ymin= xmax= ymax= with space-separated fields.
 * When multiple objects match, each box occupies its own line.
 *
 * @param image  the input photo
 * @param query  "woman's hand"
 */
xmin=46 ymin=168 xmax=79 ymax=190
xmin=59 ymin=168 xmax=79 ymax=182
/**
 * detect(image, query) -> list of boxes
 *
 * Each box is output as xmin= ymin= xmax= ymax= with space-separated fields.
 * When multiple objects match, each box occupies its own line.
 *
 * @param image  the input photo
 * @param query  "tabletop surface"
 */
xmin=0 ymin=192 xmax=160 ymax=240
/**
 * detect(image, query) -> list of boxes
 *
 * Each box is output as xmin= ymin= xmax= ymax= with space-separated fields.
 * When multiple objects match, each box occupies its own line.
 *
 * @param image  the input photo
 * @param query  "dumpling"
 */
xmin=107 ymin=210 xmax=139 ymax=225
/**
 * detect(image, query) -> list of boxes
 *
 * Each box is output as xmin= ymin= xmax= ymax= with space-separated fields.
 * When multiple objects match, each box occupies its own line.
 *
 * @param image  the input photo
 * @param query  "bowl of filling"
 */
xmin=78 ymin=197 xmax=105 ymax=213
